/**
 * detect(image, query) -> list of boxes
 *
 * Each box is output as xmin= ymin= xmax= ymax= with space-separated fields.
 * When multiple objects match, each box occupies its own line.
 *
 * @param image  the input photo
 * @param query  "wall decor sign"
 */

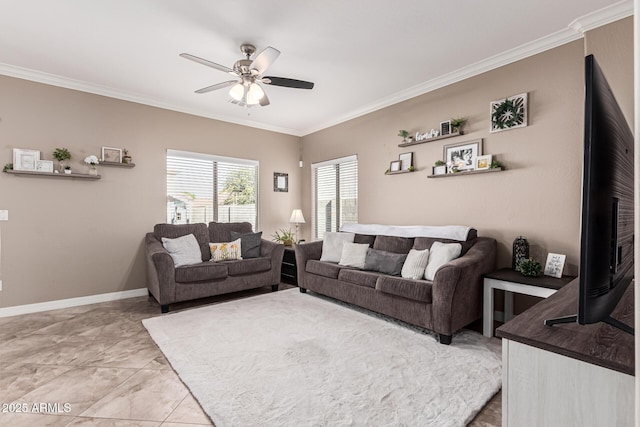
xmin=475 ymin=154 xmax=492 ymax=170
xmin=274 ymin=172 xmax=288 ymax=192
xmin=389 ymin=160 xmax=401 ymax=172
xmin=13 ymin=148 xmax=40 ymax=171
xmin=398 ymin=152 xmax=413 ymax=171
xmin=414 ymin=129 xmax=440 ymax=142
xmin=35 ymin=160 xmax=54 ymax=173
xmin=440 ymin=120 xmax=451 ymax=136
xmin=544 ymin=253 xmax=566 ymax=278
xmin=490 ymin=92 xmax=528 ymax=133
xmin=101 ymin=147 xmax=122 ymax=163
xmin=443 ymin=139 xmax=482 ymax=171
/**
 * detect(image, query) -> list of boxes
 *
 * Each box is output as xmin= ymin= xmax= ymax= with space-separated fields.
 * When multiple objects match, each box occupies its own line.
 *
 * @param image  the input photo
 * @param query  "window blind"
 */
xmin=167 ymin=149 xmax=259 ymax=229
xmin=311 ymin=155 xmax=358 ymax=240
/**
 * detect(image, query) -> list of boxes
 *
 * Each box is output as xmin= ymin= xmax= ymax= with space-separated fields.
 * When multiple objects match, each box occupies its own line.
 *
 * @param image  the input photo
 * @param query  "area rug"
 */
xmin=142 ymin=289 xmax=501 ymax=426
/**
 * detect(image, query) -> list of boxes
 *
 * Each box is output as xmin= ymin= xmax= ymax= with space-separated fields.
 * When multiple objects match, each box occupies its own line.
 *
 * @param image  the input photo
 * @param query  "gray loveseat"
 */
xmin=145 ymin=222 xmax=284 ymax=313
xmin=295 ymin=227 xmax=496 ymax=344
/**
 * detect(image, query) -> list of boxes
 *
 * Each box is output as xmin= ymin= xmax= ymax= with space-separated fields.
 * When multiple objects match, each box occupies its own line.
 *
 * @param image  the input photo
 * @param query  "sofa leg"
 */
xmin=438 ymin=334 xmax=452 ymax=345
xmin=271 ymin=284 xmax=279 ymax=292
xmin=161 ymin=304 xmax=169 ymax=314
xmin=299 ymin=287 xmax=307 ymax=293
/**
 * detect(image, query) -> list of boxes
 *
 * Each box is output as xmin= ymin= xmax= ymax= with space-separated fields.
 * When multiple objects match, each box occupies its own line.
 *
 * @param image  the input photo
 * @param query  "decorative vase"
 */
xmin=58 ymin=161 xmax=65 ymax=173
xmin=89 ymin=165 xmax=98 ymax=176
xmin=512 ymin=236 xmax=529 ymax=272
xmin=64 ymin=169 xmax=72 ymax=175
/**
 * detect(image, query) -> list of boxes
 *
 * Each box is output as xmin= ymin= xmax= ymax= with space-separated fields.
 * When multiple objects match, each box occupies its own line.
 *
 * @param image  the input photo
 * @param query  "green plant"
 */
xmin=519 ymin=258 xmax=542 ymax=277
xmin=489 ymin=160 xmax=504 ymax=169
xmin=434 ymin=160 xmax=445 ymax=166
xmin=272 ymin=228 xmax=296 ymax=246
xmin=397 ymin=130 xmax=409 ymax=139
xmin=408 ymin=165 xmax=414 ymax=171
xmin=450 ymin=117 xmax=466 ymax=130
xmin=53 ymin=147 xmax=71 ymax=162
xmin=3 ymin=163 xmax=13 ymax=172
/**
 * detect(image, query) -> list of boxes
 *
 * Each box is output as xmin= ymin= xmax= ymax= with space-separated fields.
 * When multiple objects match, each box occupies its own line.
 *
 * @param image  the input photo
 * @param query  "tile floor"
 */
xmin=0 ymin=285 xmax=501 ymax=426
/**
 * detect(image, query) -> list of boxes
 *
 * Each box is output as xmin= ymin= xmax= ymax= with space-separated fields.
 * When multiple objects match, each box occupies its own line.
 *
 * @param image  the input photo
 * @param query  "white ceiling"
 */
xmin=0 ymin=0 xmax=632 ymax=136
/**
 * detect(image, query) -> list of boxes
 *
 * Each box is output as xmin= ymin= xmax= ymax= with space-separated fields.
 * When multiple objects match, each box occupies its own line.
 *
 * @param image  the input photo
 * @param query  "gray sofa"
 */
xmin=295 ymin=228 xmax=496 ymax=344
xmin=145 ymin=222 xmax=284 ymax=313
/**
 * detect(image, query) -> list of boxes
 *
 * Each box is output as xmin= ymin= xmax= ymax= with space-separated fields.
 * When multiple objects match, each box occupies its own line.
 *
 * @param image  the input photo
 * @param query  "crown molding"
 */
xmin=569 ymin=0 xmax=633 ymax=34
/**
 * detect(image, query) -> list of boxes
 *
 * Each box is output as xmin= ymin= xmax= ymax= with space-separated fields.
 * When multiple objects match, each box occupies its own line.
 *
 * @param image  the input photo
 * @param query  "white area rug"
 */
xmin=143 ymin=290 xmax=501 ymax=427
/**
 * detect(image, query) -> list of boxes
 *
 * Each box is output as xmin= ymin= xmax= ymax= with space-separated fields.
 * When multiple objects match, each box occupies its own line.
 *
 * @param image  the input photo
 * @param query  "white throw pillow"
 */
xmin=339 ymin=242 xmax=370 ymax=269
xmin=320 ymin=232 xmax=355 ymax=263
xmin=424 ymin=242 xmax=462 ymax=281
xmin=161 ymin=234 xmax=202 ymax=267
xmin=209 ymin=238 xmax=242 ymax=262
xmin=401 ymin=248 xmax=430 ymax=280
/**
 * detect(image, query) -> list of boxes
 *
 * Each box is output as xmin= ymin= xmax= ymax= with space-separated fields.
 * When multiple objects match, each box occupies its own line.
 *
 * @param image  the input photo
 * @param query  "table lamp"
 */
xmin=289 ymin=209 xmax=306 ymax=243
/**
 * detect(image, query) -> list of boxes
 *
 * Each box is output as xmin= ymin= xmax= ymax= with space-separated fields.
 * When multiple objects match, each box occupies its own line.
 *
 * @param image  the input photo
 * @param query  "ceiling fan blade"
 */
xmin=263 ymin=76 xmax=314 ymax=90
xmin=250 ymin=46 xmax=280 ymax=75
xmin=194 ymin=80 xmax=238 ymax=94
xmin=259 ymin=91 xmax=270 ymax=107
xmin=180 ymin=53 xmax=236 ymax=75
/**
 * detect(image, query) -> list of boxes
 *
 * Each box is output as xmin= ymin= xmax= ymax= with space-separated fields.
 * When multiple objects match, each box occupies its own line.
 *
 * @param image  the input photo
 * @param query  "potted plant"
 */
xmin=53 ymin=147 xmax=72 ymax=173
xmin=433 ymin=160 xmax=447 ymax=175
xmin=519 ymin=258 xmax=542 ymax=277
xmin=397 ymin=130 xmax=410 ymax=143
xmin=3 ymin=163 xmax=13 ymax=173
xmin=122 ymin=149 xmax=132 ymax=164
xmin=272 ymin=228 xmax=296 ymax=246
xmin=450 ymin=118 xmax=466 ymax=134
xmin=84 ymin=155 xmax=100 ymax=175
xmin=64 ymin=165 xmax=72 ymax=175
xmin=489 ymin=160 xmax=504 ymax=170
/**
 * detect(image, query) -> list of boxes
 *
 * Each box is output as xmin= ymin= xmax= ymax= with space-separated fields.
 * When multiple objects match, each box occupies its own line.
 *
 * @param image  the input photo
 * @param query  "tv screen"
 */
xmin=545 ymin=54 xmax=634 ymax=335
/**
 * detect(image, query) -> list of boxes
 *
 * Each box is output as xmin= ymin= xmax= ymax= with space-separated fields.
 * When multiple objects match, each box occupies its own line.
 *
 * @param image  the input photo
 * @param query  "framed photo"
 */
xmin=443 ymin=139 xmax=482 ymax=171
xmin=13 ymin=148 xmax=40 ymax=171
xmin=274 ymin=172 xmax=288 ymax=192
xmin=35 ymin=160 xmax=54 ymax=173
xmin=440 ymin=120 xmax=451 ymax=136
xmin=389 ymin=160 xmax=401 ymax=172
xmin=398 ymin=152 xmax=413 ymax=171
xmin=544 ymin=253 xmax=566 ymax=278
xmin=476 ymin=154 xmax=492 ymax=170
xmin=490 ymin=93 xmax=528 ymax=133
xmin=101 ymin=147 xmax=122 ymax=163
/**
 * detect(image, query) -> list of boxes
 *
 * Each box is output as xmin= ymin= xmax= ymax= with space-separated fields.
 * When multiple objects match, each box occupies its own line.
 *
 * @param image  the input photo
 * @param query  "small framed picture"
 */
xmin=35 ymin=160 xmax=54 ymax=173
xmin=476 ymin=154 xmax=492 ymax=170
xmin=443 ymin=139 xmax=482 ymax=171
xmin=101 ymin=147 xmax=122 ymax=163
xmin=389 ymin=160 xmax=401 ymax=172
xmin=274 ymin=172 xmax=288 ymax=192
xmin=440 ymin=120 xmax=451 ymax=136
xmin=399 ymin=152 xmax=413 ymax=171
xmin=13 ymin=148 xmax=40 ymax=171
xmin=544 ymin=253 xmax=566 ymax=278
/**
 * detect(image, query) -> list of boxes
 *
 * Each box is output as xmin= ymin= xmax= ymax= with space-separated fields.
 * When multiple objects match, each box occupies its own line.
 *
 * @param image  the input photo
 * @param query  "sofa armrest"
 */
xmin=145 ymin=232 xmax=177 ymax=305
xmin=294 ymin=240 xmax=323 ymax=288
xmin=260 ymin=239 xmax=285 ymax=283
xmin=431 ymin=237 xmax=497 ymax=335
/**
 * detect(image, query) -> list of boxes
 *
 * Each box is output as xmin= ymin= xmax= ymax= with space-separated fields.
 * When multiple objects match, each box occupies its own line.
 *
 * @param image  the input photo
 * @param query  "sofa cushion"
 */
xmin=230 ymin=231 xmax=262 ymax=259
xmin=175 ymin=262 xmax=228 ymax=283
xmin=208 ymin=221 xmax=253 ymax=243
xmin=363 ymin=248 xmax=407 ymax=276
xmin=354 ymin=233 xmax=376 ymax=247
xmin=376 ymin=276 xmax=432 ymax=303
xmin=306 ymin=260 xmax=343 ymax=279
xmin=161 ymin=234 xmax=203 ymax=267
xmin=339 ymin=242 xmax=369 ymax=268
xmin=227 ymin=258 xmax=271 ymax=276
xmin=320 ymin=232 xmax=355 ymax=263
xmin=424 ymin=242 xmax=462 ymax=281
xmin=154 ymin=223 xmax=210 ymax=261
xmin=373 ymin=235 xmax=414 ymax=254
xmin=413 ymin=228 xmax=477 ymax=256
xmin=337 ymin=269 xmax=379 ymax=288
xmin=401 ymin=248 xmax=430 ymax=280
xmin=209 ymin=239 xmax=242 ymax=262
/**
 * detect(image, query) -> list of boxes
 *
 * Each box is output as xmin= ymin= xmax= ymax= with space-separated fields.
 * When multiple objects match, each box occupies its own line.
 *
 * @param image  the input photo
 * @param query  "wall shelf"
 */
xmin=4 ymin=170 xmax=101 ymax=179
xmin=385 ymin=170 xmax=414 ymax=175
xmin=100 ymin=161 xmax=135 ymax=168
xmin=427 ymin=167 xmax=503 ymax=178
xmin=398 ymin=131 xmax=464 ymax=147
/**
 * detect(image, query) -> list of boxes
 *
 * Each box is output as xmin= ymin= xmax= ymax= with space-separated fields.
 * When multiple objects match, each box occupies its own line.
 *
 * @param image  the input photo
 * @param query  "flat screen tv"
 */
xmin=545 ymin=54 xmax=634 ymax=335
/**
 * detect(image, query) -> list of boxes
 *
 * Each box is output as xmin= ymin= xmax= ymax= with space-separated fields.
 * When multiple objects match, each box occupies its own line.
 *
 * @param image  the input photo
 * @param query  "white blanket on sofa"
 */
xmin=340 ymin=223 xmax=472 ymax=241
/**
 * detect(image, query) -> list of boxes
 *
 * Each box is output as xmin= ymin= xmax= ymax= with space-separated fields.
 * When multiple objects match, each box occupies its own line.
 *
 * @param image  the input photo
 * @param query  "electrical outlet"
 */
xmin=0 ymin=210 xmax=7 ymax=221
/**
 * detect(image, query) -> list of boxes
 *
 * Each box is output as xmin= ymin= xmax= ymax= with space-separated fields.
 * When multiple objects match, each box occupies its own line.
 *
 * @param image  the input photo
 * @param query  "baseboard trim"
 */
xmin=0 ymin=288 xmax=148 ymax=318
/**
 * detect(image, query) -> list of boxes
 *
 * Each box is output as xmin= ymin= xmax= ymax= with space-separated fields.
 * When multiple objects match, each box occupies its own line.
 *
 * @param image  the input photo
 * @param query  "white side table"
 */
xmin=483 ymin=268 xmax=577 ymax=337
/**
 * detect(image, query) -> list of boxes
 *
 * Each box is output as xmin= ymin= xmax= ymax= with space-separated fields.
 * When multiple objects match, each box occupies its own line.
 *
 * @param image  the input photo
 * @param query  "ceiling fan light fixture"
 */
xmin=229 ymin=83 xmax=245 ymax=101
xmin=246 ymin=83 xmax=264 ymax=105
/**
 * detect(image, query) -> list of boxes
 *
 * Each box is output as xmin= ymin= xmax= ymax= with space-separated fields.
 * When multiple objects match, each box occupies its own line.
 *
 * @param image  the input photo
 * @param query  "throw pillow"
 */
xmin=424 ymin=242 xmax=462 ymax=281
xmin=209 ymin=238 xmax=242 ymax=262
xmin=320 ymin=232 xmax=355 ymax=263
xmin=339 ymin=242 xmax=370 ymax=269
xmin=161 ymin=234 xmax=202 ymax=267
xmin=363 ymin=248 xmax=407 ymax=276
xmin=230 ymin=231 xmax=262 ymax=259
xmin=401 ymin=248 xmax=430 ymax=280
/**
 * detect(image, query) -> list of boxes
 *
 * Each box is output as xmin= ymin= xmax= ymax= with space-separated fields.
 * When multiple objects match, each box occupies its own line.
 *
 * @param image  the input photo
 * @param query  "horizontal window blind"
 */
xmin=167 ymin=150 xmax=259 ymax=229
xmin=311 ymin=155 xmax=358 ymax=240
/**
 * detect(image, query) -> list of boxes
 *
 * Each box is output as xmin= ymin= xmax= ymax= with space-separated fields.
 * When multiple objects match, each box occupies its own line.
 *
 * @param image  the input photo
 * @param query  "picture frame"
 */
xmin=35 ymin=160 xmax=54 ymax=173
xmin=544 ymin=253 xmax=566 ymax=278
xmin=101 ymin=147 xmax=122 ymax=163
xmin=389 ymin=160 xmax=401 ymax=172
xmin=490 ymin=92 xmax=528 ymax=133
xmin=475 ymin=154 xmax=492 ymax=170
xmin=440 ymin=120 xmax=451 ymax=136
xmin=398 ymin=152 xmax=413 ymax=171
xmin=443 ymin=139 xmax=482 ymax=171
xmin=274 ymin=172 xmax=288 ymax=192
xmin=13 ymin=148 xmax=40 ymax=171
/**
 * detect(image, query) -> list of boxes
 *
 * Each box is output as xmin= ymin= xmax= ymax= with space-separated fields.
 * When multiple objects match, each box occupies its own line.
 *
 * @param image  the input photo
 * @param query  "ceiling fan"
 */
xmin=180 ymin=43 xmax=314 ymax=107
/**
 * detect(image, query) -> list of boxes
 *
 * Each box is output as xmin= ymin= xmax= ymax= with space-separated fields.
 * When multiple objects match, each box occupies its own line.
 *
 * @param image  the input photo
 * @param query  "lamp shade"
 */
xmin=229 ymin=83 xmax=245 ymax=101
xmin=289 ymin=209 xmax=305 ymax=224
xmin=246 ymin=83 xmax=265 ymax=105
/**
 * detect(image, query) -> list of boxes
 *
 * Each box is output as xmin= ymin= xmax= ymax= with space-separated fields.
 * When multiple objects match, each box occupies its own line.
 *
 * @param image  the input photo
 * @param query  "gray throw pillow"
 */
xmin=161 ymin=234 xmax=202 ymax=267
xmin=230 ymin=231 xmax=262 ymax=259
xmin=364 ymin=248 xmax=407 ymax=276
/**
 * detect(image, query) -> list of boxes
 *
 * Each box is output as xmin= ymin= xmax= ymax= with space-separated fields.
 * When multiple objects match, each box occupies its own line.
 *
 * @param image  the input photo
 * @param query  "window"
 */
xmin=166 ymin=149 xmax=259 ymax=229
xmin=311 ymin=155 xmax=358 ymax=240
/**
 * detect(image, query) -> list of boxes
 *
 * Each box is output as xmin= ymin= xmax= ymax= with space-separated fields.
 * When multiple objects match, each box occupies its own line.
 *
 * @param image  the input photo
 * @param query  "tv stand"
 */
xmin=544 ymin=314 xmax=634 ymax=335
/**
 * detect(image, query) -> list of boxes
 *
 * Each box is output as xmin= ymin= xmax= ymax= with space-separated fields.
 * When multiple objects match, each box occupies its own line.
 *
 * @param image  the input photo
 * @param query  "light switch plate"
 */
xmin=0 ymin=210 xmax=7 ymax=221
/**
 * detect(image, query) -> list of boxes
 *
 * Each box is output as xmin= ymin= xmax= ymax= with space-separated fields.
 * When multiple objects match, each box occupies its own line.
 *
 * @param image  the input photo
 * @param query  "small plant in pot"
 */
xmin=64 ymin=165 xmax=72 ymax=175
xmin=272 ymin=228 xmax=296 ymax=246
xmin=397 ymin=130 xmax=410 ymax=143
xmin=450 ymin=118 xmax=466 ymax=133
xmin=433 ymin=160 xmax=447 ymax=175
xmin=519 ymin=258 xmax=542 ymax=277
xmin=53 ymin=147 xmax=72 ymax=172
